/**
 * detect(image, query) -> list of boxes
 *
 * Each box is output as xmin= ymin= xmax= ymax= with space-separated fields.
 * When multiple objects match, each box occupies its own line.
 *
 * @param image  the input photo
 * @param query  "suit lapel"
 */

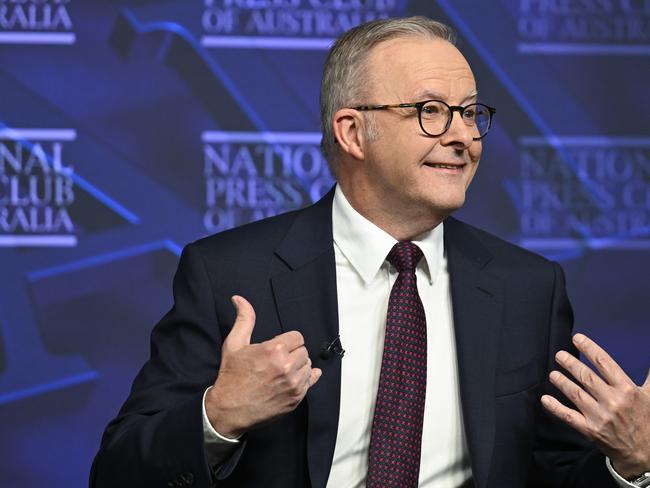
xmin=269 ymin=198 xmax=504 ymax=488
xmin=445 ymin=217 xmax=504 ymax=488
xmin=271 ymin=188 xmax=341 ymax=488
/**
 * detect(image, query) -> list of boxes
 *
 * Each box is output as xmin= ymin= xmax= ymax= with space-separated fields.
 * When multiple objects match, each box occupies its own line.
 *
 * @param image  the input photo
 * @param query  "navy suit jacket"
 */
xmin=91 ymin=188 xmax=617 ymax=488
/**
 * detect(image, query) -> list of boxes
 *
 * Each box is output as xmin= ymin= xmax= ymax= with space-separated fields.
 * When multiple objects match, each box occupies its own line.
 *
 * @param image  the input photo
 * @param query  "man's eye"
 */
xmin=422 ymin=105 xmax=443 ymax=116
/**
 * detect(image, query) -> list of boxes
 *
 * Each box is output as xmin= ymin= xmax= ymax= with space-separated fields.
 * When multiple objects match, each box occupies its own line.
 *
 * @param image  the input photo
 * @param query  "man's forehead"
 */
xmin=369 ymin=36 xmax=469 ymax=66
xmin=367 ymin=37 xmax=477 ymax=100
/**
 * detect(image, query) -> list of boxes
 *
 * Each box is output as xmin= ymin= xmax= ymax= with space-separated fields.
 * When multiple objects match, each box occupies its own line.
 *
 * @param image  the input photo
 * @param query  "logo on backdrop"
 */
xmin=202 ymin=131 xmax=334 ymax=233
xmin=201 ymin=0 xmax=404 ymax=49
xmin=0 ymin=0 xmax=74 ymax=45
xmin=518 ymin=136 xmax=650 ymax=250
xmin=517 ymin=0 xmax=650 ymax=54
xmin=0 ymin=128 xmax=77 ymax=247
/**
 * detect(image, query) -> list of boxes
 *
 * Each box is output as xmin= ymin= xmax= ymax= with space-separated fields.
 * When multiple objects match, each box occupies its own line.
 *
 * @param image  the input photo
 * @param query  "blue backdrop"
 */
xmin=1 ymin=1 xmax=649 ymax=486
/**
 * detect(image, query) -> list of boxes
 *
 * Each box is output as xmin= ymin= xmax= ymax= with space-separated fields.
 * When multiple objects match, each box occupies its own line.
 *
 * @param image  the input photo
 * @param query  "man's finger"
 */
xmin=272 ymin=330 xmax=306 ymax=352
xmin=288 ymin=345 xmax=310 ymax=369
xmin=572 ymin=334 xmax=632 ymax=387
xmin=554 ymin=350 xmax=609 ymax=400
xmin=224 ymin=295 xmax=257 ymax=350
xmin=548 ymin=370 xmax=599 ymax=417
xmin=271 ymin=347 xmax=310 ymax=376
xmin=308 ymin=368 xmax=322 ymax=388
xmin=288 ymin=366 xmax=321 ymax=407
xmin=541 ymin=394 xmax=590 ymax=438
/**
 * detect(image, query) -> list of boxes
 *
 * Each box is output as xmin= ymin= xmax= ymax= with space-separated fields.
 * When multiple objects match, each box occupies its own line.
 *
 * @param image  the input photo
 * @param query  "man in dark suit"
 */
xmin=91 ymin=16 xmax=650 ymax=488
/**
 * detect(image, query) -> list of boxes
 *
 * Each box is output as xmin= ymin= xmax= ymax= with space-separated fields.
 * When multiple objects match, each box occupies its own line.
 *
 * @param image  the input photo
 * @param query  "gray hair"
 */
xmin=319 ymin=16 xmax=457 ymax=170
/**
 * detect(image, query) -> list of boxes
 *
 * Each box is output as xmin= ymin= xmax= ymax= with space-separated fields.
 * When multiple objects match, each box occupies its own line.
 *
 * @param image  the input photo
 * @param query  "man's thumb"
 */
xmin=225 ymin=295 xmax=256 ymax=350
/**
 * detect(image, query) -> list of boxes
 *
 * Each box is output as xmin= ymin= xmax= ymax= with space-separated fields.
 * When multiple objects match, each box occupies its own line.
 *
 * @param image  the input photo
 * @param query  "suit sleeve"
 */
xmin=90 ymin=242 xmax=245 ymax=488
xmin=529 ymin=262 xmax=618 ymax=488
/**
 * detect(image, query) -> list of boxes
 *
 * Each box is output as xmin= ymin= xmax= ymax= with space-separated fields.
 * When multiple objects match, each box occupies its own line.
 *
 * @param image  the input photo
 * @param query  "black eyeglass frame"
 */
xmin=351 ymin=99 xmax=497 ymax=140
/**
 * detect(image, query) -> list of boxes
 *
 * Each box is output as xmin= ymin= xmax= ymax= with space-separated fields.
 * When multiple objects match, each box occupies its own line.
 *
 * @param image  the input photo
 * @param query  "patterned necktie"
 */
xmin=367 ymin=241 xmax=427 ymax=488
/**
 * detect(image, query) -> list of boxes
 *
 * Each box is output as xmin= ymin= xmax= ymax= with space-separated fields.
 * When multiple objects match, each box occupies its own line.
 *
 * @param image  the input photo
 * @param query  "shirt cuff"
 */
xmin=202 ymin=387 xmax=241 ymax=467
xmin=606 ymin=457 xmax=638 ymax=488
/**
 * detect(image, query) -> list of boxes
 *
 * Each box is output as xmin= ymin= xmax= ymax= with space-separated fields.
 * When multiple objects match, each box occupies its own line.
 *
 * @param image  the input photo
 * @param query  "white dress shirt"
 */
xmin=326 ymin=186 xmax=472 ymax=487
xmin=201 ymin=185 xmax=635 ymax=488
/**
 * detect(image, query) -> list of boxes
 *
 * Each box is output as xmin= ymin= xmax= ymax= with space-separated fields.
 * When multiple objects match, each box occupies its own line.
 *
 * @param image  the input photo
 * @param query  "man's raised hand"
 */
xmin=542 ymin=333 xmax=650 ymax=479
xmin=205 ymin=295 xmax=322 ymax=438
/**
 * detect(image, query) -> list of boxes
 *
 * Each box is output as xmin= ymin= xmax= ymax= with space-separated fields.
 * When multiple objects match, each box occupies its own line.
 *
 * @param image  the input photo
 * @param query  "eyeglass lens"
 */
xmin=420 ymin=101 xmax=491 ymax=138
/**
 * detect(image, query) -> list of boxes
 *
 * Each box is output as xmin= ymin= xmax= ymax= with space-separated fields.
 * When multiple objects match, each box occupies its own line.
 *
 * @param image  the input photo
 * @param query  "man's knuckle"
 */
xmin=288 ymin=331 xmax=304 ymax=344
xmin=590 ymin=416 xmax=602 ymax=432
xmin=620 ymin=384 xmax=637 ymax=400
xmin=268 ymin=342 xmax=286 ymax=356
xmin=281 ymin=361 xmax=293 ymax=376
xmin=287 ymin=391 xmax=303 ymax=406
xmin=579 ymin=370 xmax=594 ymax=388
xmin=607 ymin=398 xmax=620 ymax=413
xmin=286 ymin=374 xmax=299 ymax=389
xmin=600 ymin=411 xmax=615 ymax=428
xmin=291 ymin=396 xmax=303 ymax=406
xmin=569 ymin=388 xmax=582 ymax=404
xmin=269 ymin=359 xmax=287 ymax=376
xmin=595 ymin=354 xmax=608 ymax=368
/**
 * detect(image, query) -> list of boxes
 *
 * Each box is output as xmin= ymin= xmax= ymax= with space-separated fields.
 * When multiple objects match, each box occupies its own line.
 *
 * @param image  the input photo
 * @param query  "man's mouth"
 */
xmin=423 ymin=162 xmax=467 ymax=170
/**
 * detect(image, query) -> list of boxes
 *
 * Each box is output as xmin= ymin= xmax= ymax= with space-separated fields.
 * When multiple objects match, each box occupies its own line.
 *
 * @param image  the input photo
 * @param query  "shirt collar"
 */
xmin=332 ymin=185 xmax=444 ymax=285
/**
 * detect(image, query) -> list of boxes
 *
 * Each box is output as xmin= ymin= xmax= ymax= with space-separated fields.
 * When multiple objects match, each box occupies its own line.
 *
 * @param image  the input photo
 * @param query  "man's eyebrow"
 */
xmin=411 ymin=90 xmax=445 ymax=100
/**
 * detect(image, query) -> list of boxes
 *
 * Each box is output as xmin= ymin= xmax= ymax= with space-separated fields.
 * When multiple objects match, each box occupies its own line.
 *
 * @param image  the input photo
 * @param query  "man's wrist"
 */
xmin=611 ymin=455 xmax=650 ymax=482
xmin=203 ymin=386 xmax=243 ymax=441
xmin=202 ymin=387 xmax=242 ymax=469
xmin=606 ymin=457 xmax=650 ymax=488
xmin=628 ymin=471 xmax=650 ymax=488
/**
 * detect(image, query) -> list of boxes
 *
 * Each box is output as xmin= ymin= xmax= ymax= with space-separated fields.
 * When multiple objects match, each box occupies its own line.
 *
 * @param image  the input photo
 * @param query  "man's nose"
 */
xmin=440 ymin=110 xmax=475 ymax=149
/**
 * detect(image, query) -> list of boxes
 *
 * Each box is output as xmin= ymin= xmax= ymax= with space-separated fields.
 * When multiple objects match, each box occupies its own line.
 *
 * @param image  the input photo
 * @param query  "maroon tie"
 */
xmin=367 ymin=241 xmax=427 ymax=488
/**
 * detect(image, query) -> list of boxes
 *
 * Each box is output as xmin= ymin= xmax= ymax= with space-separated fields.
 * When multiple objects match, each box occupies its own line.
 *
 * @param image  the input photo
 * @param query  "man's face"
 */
xmin=354 ymin=37 xmax=482 ymax=220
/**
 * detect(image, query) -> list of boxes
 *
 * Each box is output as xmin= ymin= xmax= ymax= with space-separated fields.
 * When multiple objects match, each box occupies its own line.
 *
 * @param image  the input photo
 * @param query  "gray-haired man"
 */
xmin=92 ymin=16 xmax=650 ymax=488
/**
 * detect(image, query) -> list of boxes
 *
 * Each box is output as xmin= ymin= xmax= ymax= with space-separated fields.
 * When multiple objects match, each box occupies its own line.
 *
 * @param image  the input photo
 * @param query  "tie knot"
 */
xmin=387 ymin=241 xmax=423 ymax=273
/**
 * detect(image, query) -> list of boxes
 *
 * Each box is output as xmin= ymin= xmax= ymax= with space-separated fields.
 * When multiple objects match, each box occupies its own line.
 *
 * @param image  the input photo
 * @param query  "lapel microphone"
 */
xmin=319 ymin=335 xmax=345 ymax=360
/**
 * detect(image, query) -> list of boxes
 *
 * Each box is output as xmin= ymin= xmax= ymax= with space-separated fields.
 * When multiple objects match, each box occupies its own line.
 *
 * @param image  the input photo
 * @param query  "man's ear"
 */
xmin=332 ymin=108 xmax=366 ymax=161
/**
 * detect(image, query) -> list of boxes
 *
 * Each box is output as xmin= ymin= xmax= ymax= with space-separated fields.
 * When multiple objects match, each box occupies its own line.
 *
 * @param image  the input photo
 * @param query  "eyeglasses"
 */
xmin=351 ymin=99 xmax=496 ymax=140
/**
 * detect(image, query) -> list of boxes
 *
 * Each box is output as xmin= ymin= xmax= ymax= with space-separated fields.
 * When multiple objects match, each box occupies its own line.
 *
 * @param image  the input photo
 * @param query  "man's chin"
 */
xmin=426 ymin=195 xmax=466 ymax=216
